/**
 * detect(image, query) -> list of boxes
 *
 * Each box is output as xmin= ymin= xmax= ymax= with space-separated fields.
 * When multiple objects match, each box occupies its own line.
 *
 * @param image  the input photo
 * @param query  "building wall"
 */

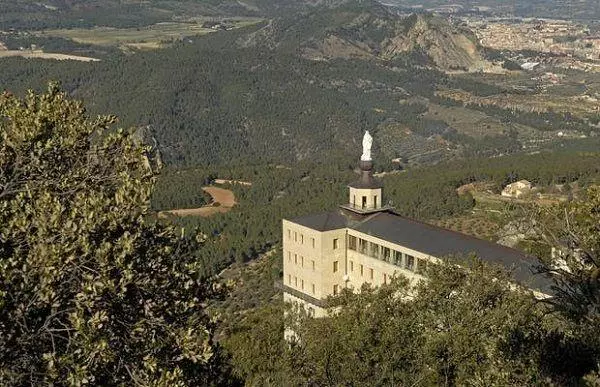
xmin=348 ymin=187 xmax=382 ymax=209
xmin=282 ymin=219 xmax=325 ymax=299
xmin=345 ymin=230 xmax=432 ymax=291
xmin=283 ymin=218 xmax=440 ymax=317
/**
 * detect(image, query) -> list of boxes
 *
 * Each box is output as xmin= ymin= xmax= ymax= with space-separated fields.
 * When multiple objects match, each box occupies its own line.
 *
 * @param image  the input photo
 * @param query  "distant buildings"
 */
xmin=502 ymin=180 xmax=533 ymax=198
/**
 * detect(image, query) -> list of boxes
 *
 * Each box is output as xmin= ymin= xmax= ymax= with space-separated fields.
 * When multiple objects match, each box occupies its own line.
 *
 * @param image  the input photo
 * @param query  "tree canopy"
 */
xmin=0 ymin=85 xmax=234 ymax=386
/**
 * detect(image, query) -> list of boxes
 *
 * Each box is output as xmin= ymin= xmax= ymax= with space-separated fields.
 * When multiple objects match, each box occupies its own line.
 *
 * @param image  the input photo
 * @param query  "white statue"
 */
xmin=361 ymin=130 xmax=373 ymax=161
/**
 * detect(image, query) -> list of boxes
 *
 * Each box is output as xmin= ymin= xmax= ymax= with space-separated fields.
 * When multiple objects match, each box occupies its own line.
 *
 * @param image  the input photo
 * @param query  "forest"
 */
xmin=2 ymin=1 xmax=598 ymax=168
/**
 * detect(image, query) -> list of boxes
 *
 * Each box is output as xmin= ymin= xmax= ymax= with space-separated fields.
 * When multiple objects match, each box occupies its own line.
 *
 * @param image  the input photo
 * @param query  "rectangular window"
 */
xmin=301 ymin=234 xmax=304 ymax=244
xmin=333 ymin=261 xmax=339 ymax=273
xmin=350 ymin=261 xmax=354 ymax=272
xmin=288 ymin=274 xmax=291 ymax=284
xmin=382 ymin=247 xmax=391 ymax=262
xmin=288 ymin=251 xmax=291 ymax=262
xmin=333 ymin=284 xmax=339 ymax=295
xmin=362 ymin=196 xmax=367 ymax=209
xmin=374 ymin=195 xmax=378 ymax=208
xmin=360 ymin=264 xmax=364 ymax=276
xmin=311 ymin=237 xmax=315 ymax=248
xmin=312 ymin=283 xmax=315 ymax=294
xmin=312 ymin=260 xmax=315 ymax=270
xmin=333 ymin=238 xmax=339 ymax=250
xmin=287 ymin=229 xmax=291 ymax=239
xmin=359 ymin=239 xmax=368 ymax=254
xmin=294 ymin=254 xmax=297 ymax=264
xmin=294 ymin=277 xmax=298 ymax=286
xmin=370 ymin=268 xmax=374 ymax=280
xmin=383 ymin=273 xmax=387 ymax=284
xmin=348 ymin=235 xmax=357 ymax=250
xmin=301 ymin=279 xmax=304 ymax=290
xmin=394 ymin=250 xmax=403 ymax=266
xmin=405 ymin=254 xmax=415 ymax=271
xmin=301 ymin=256 xmax=304 ymax=267
xmin=294 ymin=232 xmax=297 ymax=242
xmin=369 ymin=242 xmax=379 ymax=259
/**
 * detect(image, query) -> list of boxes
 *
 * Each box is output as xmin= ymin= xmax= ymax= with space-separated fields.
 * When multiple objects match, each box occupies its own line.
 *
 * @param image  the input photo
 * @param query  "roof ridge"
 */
xmin=388 ymin=212 xmax=534 ymax=259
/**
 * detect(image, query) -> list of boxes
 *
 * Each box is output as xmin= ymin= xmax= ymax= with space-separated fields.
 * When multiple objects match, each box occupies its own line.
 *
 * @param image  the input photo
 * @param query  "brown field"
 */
xmin=158 ymin=186 xmax=236 ymax=218
xmin=0 ymin=50 xmax=100 ymax=62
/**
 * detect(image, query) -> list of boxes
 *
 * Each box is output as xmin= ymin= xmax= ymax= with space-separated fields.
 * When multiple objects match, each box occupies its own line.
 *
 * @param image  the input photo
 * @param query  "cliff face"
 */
xmin=380 ymin=15 xmax=485 ymax=71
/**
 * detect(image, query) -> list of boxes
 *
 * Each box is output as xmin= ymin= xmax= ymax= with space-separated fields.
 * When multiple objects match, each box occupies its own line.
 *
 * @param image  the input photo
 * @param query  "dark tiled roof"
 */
xmin=287 ymin=208 xmax=554 ymax=294
xmin=287 ymin=210 xmax=349 ymax=231
xmin=352 ymin=212 xmax=553 ymax=294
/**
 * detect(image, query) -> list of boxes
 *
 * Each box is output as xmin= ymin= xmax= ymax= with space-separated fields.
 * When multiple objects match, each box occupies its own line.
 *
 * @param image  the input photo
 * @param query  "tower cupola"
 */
xmin=342 ymin=131 xmax=390 ymax=214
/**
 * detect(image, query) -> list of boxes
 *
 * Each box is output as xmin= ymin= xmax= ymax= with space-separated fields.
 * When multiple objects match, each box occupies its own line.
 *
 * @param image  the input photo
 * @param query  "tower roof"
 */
xmin=349 ymin=159 xmax=383 ymax=189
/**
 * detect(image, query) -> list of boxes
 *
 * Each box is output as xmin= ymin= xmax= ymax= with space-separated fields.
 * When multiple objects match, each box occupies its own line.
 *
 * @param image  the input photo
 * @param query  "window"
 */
xmin=362 ymin=196 xmax=367 ymax=209
xmin=312 ymin=283 xmax=315 ymax=294
xmin=333 ymin=284 xmax=339 ymax=295
xmin=294 ymin=277 xmax=298 ymax=286
xmin=405 ymin=255 xmax=415 ymax=271
xmin=353 ymin=195 xmax=356 ymax=205
xmin=333 ymin=238 xmax=339 ymax=250
xmin=294 ymin=254 xmax=297 ymax=264
xmin=287 ymin=229 xmax=291 ymax=239
xmin=360 ymin=264 xmax=364 ymax=276
xmin=382 ymin=247 xmax=391 ymax=262
xmin=350 ymin=261 xmax=354 ymax=272
xmin=288 ymin=251 xmax=291 ymax=262
xmin=359 ymin=239 xmax=368 ymax=254
xmin=294 ymin=232 xmax=297 ymax=242
xmin=301 ymin=256 xmax=304 ymax=267
xmin=301 ymin=279 xmax=304 ymax=290
xmin=312 ymin=260 xmax=315 ymax=270
xmin=348 ymin=235 xmax=357 ymax=250
xmin=333 ymin=261 xmax=339 ymax=273
xmin=394 ymin=250 xmax=403 ymax=266
xmin=370 ymin=268 xmax=374 ymax=280
xmin=383 ymin=273 xmax=387 ymax=284
xmin=374 ymin=195 xmax=378 ymax=208
xmin=288 ymin=274 xmax=291 ymax=284
xmin=311 ymin=237 xmax=315 ymax=248
xmin=301 ymin=234 xmax=304 ymax=244
xmin=369 ymin=242 xmax=379 ymax=258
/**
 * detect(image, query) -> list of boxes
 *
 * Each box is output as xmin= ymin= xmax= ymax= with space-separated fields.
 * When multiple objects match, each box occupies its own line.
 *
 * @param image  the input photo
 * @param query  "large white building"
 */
xmin=281 ymin=132 xmax=551 ymax=317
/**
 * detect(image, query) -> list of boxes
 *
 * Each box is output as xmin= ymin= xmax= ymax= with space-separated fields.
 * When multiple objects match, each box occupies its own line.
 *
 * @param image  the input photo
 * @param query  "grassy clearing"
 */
xmin=425 ymin=102 xmax=510 ymax=137
xmin=0 ymin=50 xmax=99 ymax=61
xmin=34 ymin=18 xmax=262 ymax=50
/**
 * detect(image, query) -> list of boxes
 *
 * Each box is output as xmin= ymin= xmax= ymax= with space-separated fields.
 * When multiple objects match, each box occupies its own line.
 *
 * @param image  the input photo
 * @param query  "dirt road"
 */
xmin=158 ymin=186 xmax=236 ymax=218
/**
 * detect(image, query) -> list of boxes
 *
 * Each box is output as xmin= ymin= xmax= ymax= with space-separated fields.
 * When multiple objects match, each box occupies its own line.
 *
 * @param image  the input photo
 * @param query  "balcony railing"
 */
xmin=340 ymin=202 xmax=394 ymax=214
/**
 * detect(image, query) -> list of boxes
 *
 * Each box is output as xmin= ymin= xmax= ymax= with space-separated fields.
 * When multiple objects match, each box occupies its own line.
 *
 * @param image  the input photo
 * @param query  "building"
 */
xmin=502 ymin=180 xmax=533 ymax=198
xmin=281 ymin=132 xmax=551 ymax=319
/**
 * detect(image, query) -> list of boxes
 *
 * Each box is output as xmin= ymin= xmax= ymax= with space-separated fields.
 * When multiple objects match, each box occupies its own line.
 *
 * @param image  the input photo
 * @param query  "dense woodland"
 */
xmin=2 ymin=2 xmax=599 ymax=168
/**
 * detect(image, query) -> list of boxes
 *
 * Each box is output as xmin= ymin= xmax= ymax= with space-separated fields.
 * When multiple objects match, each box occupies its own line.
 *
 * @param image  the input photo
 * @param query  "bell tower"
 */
xmin=342 ymin=130 xmax=389 ymax=214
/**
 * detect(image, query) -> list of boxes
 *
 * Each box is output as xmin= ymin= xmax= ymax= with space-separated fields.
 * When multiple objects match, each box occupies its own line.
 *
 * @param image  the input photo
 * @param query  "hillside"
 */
xmin=241 ymin=4 xmax=490 ymax=71
xmin=1 ymin=0 xmax=599 ymax=167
